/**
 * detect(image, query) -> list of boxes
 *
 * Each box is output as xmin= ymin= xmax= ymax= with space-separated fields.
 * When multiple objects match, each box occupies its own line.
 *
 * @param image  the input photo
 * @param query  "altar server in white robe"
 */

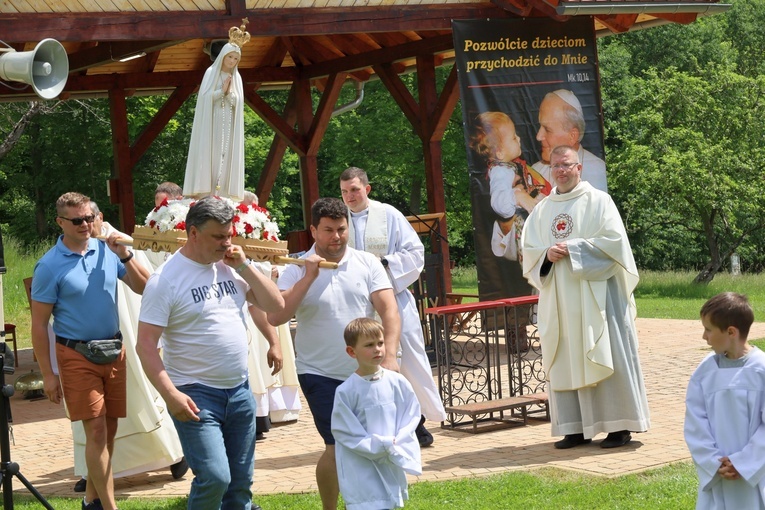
xmin=521 ymin=145 xmax=650 ymax=450
xmin=332 ymin=318 xmax=422 ymax=510
xmin=340 ymin=167 xmax=447 ymax=447
xmin=685 ymin=292 xmax=765 ymax=510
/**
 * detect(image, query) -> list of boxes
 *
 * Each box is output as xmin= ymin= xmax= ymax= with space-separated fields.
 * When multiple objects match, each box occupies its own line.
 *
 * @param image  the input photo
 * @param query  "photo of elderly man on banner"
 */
xmin=453 ymin=16 xmax=607 ymax=303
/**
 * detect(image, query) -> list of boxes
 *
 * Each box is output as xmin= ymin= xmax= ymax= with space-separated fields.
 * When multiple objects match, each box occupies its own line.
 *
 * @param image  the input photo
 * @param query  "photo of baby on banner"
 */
xmin=453 ymin=16 xmax=608 ymax=306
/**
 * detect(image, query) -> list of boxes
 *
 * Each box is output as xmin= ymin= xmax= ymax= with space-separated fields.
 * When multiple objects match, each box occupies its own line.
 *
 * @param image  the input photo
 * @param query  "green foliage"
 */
xmin=599 ymin=0 xmax=765 ymax=278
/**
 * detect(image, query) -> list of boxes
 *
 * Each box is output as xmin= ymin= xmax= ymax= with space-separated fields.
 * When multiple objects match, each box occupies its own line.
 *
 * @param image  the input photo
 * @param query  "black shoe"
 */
xmin=415 ymin=415 xmax=434 ymax=447
xmin=82 ymin=498 xmax=103 ymax=510
xmin=256 ymin=431 xmax=266 ymax=441
xmin=600 ymin=430 xmax=632 ymax=449
xmin=252 ymin=505 xmax=262 ymax=510
xmin=170 ymin=457 xmax=189 ymax=479
xmin=74 ymin=477 xmax=87 ymax=492
xmin=554 ymin=433 xmax=592 ymax=449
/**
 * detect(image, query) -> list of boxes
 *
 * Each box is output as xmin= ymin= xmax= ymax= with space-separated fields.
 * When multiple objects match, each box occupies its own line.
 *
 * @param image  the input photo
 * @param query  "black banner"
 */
xmin=453 ymin=17 xmax=605 ymax=301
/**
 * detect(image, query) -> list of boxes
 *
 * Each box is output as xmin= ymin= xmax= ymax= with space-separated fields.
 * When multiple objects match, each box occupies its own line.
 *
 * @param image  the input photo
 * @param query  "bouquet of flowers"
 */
xmin=232 ymin=202 xmax=280 ymax=241
xmin=144 ymin=196 xmax=280 ymax=241
xmin=144 ymin=198 xmax=195 ymax=232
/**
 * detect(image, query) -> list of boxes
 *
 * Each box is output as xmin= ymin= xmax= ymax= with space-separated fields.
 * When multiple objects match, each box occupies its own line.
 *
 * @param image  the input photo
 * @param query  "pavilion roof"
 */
xmin=0 ymin=0 xmax=727 ymax=101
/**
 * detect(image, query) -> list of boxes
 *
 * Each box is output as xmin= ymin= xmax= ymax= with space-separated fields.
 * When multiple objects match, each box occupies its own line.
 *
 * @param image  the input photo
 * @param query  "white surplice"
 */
xmin=521 ymin=181 xmax=650 ymax=438
xmin=684 ymin=348 xmax=765 ymax=509
xmin=348 ymin=200 xmax=447 ymax=422
xmin=332 ymin=369 xmax=422 ymax=510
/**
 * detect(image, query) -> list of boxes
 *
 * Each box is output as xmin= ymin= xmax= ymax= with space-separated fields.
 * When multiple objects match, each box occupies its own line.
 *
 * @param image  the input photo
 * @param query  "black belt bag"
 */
xmin=56 ymin=333 xmax=123 ymax=365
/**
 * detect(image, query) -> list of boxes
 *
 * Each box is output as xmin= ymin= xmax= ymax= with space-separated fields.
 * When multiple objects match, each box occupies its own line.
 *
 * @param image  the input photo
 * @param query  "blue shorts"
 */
xmin=298 ymin=373 xmax=344 ymax=445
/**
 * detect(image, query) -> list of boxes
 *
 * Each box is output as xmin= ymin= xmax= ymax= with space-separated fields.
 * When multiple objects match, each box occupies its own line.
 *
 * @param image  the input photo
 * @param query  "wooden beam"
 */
xmin=492 ymin=0 xmax=534 ymax=17
xmin=227 ymin=0 xmax=246 ymax=18
xmin=0 ymin=5 xmax=510 ymax=42
xmin=301 ymin=33 xmax=454 ymax=80
xmin=595 ymin=14 xmax=639 ymax=34
xmin=306 ymin=73 xmax=346 ymax=155
xmin=373 ymin=63 xmax=421 ymax=138
xmin=130 ymin=84 xmax=196 ymax=168
xmin=430 ymin=64 xmax=460 ymax=142
xmin=295 ymin=77 xmax=319 ymax=228
xmin=258 ymin=85 xmax=298 ymax=205
xmin=244 ymin=89 xmax=305 ymax=155
xmin=67 ymin=40 xmax=181 ymax=73
xmin=652 ymin=12 xmax=699 ymax=24
xmin=108 ymin=89 xmax=136 ymax=234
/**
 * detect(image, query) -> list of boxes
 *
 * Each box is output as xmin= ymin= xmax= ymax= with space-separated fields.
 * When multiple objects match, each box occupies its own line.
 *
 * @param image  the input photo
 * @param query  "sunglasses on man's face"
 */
xmin=59 ymin=215 xmax=96 ymax=226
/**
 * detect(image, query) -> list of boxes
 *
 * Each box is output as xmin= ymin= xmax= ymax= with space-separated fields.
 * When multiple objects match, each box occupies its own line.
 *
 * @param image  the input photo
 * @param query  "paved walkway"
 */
xmin=6 ymin=318 xmax=764 ymax=500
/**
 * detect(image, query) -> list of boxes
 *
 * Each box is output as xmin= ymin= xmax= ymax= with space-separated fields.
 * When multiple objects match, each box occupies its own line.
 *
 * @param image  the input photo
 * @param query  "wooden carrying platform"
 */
xmin=444 ymin=393 xmax=548 ymax=434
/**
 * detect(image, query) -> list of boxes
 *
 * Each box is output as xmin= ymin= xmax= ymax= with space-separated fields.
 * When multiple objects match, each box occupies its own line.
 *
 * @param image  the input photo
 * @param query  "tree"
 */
xmin=605 ymin=64 xmax=765 ymax=282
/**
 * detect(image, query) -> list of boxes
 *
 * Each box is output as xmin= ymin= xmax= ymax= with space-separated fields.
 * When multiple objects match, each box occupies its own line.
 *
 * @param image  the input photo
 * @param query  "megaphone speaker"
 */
xmin=0 ymin=39 xmax=69 ymax=100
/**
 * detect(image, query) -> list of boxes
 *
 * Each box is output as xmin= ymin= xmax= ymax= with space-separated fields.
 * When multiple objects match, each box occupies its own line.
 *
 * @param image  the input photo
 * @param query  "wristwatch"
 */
xmin=120 ymin=251 xmax=134 ymax=264
xmin=380 ymin=257 xmax=389 ymax=268
xmin=236 ymin=259 xmax=252 ymax=274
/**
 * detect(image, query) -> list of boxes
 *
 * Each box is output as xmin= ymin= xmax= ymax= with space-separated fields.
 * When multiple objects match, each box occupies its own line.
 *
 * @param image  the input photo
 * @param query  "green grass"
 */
xmin=7 ymin=463 xmax=698 ymax=509
xmin=447 ymin=266 xmax=765 ymax=321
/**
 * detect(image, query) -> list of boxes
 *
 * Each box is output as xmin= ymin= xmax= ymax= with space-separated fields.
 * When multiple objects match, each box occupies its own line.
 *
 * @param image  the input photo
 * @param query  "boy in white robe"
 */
xmin=684 ymin=292 xmax=765 ymax=509
xmin=332 ymin=318 xmax=422 ymax=510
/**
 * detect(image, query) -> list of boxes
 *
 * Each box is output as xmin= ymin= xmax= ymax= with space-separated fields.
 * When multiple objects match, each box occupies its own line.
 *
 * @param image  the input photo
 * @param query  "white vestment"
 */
xmin=348 ymin=200 xmax=447 ymax=422
xmin=684 ymin=348 xmax=765 ymax=510
xmin=532 ymin=145 xmax=608 ymax=193
xmin=332 ymin=369 xmax=422 ymax=510
xmin=183 ymin=42 xmax=245 ymax=201
xmin=73 ymin=249 xmax=183 ymax=477
xmin=521 ymin=181 xmax=650 ymax=438
xmin=246 ymin=261 xmax=301 ymax=423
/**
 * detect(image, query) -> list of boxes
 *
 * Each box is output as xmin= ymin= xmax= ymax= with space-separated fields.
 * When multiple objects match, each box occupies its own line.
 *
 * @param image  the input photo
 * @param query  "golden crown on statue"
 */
xmin=229 ymin=18 xmax=251 ymax=48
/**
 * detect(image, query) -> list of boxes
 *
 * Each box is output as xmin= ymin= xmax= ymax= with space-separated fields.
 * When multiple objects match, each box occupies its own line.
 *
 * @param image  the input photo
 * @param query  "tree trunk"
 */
xmin=0 ymin=102 xmax=45 ymax=160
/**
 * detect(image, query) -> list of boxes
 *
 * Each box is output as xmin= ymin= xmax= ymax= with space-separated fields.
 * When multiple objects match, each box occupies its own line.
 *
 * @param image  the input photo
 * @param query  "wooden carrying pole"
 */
xmin=98 ymin=235 xmax=339 ymax=269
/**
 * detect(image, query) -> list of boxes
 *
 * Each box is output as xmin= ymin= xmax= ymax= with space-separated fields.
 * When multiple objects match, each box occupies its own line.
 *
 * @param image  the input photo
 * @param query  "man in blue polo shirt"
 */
xmin=31 ymin=192 xmax=149 ymax=510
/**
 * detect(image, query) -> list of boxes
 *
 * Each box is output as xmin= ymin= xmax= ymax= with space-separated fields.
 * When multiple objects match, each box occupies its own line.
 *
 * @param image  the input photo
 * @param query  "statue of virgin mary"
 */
xmin=183 ymin=23 xmax=249 ymax=201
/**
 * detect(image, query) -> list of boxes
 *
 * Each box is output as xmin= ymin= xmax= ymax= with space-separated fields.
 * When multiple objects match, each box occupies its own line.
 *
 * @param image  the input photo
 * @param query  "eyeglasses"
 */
xmin=551 ymin=162 xmax=579 ymax=171
xmin=59 ymin=215 xmax=96 ymax=226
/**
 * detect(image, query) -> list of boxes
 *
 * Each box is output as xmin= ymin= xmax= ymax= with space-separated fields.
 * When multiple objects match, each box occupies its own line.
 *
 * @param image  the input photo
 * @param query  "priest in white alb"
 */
xmin=340 ymin=167 xmax=447 ymax=447
xmin=521 ymin=145 xmax=650 ymax=450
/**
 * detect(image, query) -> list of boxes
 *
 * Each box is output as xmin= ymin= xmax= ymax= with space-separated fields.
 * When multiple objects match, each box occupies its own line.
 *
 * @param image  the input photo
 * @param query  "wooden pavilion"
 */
xmin=0 ymin=0 xmax=727 ymax=289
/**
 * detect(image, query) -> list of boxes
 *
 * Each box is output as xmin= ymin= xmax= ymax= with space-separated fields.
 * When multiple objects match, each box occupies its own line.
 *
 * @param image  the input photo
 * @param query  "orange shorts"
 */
xmin=56 ymin=342 xmax=127 ymax=422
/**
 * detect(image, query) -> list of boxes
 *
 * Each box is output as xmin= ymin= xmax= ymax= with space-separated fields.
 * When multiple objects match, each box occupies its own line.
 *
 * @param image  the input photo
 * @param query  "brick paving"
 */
xmin=5 ymin=318 xmax=764 ymax=501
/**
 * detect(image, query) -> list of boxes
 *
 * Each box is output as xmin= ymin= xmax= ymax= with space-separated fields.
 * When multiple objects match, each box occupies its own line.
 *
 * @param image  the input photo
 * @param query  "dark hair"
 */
xmin=344 ymin=317 xmax=384 ymax=348
xmin=339 ymin=167 xmax=369 ymax=185
xmin=56 ymin=192 xmax=90 ymax=216
xmin=185 ymin=196 xmax=235 ymax=233
xmin=154 ymin=181 xmax=183 ymax=200
xmin=310 ymin=197 xmax=348 ymax=228
xmin=700 ymin=292 xmax=754 ymax=340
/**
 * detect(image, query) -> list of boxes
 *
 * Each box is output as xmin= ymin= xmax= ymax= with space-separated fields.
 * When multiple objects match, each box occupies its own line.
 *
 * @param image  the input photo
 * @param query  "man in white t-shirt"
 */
xmin=136 ymin=197 xmax=284 ymax=510
xmin=269 ymin=197 xmax=400 ymax=510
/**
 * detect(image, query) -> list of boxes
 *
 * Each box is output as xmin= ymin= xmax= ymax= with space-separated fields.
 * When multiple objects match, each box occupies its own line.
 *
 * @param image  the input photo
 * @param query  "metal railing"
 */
xmin=426 ymin=296 xmax=547 ymax=428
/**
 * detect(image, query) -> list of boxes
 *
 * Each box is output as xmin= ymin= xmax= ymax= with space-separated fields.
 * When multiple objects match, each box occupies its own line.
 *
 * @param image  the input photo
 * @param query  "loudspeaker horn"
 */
xmin=0 ymin=39 xmax=69 ymax=100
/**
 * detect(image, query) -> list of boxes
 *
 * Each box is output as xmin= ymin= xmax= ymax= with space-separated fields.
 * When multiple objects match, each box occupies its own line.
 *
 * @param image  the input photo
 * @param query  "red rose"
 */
xmin=175 ymin=221 xmax=185 ymax=230
xmin=244 ymin=223 xmax=254 ymax=234
xmin=237 ymin=203 xmax=249 ymax=213
xmin=149 ymin=220 xmax=156 ymax=228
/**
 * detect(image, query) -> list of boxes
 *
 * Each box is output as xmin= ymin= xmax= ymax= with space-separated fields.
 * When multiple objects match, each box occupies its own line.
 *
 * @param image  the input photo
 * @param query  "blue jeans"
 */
xmin=172 ymin=381 xmax=257 ymax=510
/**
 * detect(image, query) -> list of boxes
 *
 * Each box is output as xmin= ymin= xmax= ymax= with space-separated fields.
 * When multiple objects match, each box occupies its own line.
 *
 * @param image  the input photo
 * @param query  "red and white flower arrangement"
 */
xmin=145 ymin=198 xmax=194 ymax=233
xmin=231 ymin=202 xmax=281 ymax=241
xmin=145 ymin=196 xmax=280 ymax=241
